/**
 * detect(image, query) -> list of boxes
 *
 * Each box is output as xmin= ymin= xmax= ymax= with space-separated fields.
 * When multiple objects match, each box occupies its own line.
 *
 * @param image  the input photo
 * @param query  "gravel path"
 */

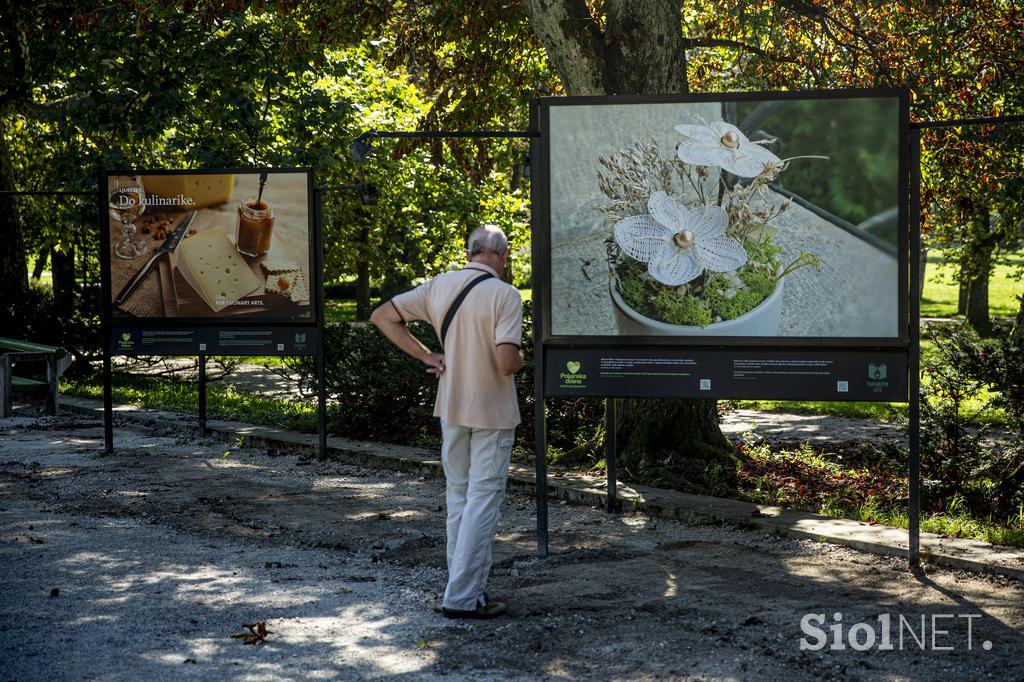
xmin=2 ymin=415 xmax=1023 ymax=681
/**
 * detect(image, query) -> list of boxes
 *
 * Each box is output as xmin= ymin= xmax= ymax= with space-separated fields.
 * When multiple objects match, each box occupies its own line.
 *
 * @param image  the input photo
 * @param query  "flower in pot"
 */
xmin=598 ymin=126 xmax=821 ymax=336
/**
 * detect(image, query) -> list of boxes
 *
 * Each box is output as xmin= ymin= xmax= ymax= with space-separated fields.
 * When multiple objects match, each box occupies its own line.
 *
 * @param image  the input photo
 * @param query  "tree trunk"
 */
xmin=522 ymin=0 xmax=735 ymax=478
xmin=52 ymin=246 xmax=76 ymax=307
xmin=522 ymin=0 xmax=688 ymax=96
xmin=961 ymin=208 xmax=995 ymax=331
xmin=0 ymin=130 xmax=27 ymax=323
xmin=918 ymin=245 xmax=927 ymax=301
xmin=966 ymin=269 xmax=990 ymax=330
xmin=616 ymin=399 xmax=734 ymax=492
xmin=31 ymin=249 xmax=48 ymax=279
xmin=957 ymin=279 xmax=968 ymax=316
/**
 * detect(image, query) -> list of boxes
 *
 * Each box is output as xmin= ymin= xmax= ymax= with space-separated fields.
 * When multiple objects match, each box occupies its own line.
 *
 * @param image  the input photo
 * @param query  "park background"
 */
xmin=1 ymin=2 xmax=1023 ymax=550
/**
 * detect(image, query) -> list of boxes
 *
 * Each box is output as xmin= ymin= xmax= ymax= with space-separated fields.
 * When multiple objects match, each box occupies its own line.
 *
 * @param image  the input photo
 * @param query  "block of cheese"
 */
xmin=175 ymin=227 xmax=261 ymax=312
xmin=141 ymin=174 xmax=233 ymax=209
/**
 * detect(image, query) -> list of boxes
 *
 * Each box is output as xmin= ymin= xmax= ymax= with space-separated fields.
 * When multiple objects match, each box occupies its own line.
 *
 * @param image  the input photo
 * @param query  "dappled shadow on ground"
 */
xmin=2 ymin=417 xmax=1023 ymax=680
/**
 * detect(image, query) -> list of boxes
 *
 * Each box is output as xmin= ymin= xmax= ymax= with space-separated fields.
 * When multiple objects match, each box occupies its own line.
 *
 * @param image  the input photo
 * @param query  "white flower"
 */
xmin=613 ymin=191 xmax=747 ymax=286
xmin=674 ymin=121 xmax=781 ymax=178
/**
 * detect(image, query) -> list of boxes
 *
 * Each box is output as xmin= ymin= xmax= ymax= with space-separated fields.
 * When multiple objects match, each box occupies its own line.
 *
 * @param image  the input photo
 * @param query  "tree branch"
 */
xmin=15 ymin=91 xmax=122 ymax=121
xmin=682 ymin=36 xmax=767 ymax=56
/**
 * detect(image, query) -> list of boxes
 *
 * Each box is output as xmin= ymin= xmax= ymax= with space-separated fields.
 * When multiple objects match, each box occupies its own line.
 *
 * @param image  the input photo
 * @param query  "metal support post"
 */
xmin=908 ymin=126 xmax=922 ymax=567
xmin=198 ymin=354 xmax=207 ymax=436
xmin=102 ymin=349 xmax=113 ymax=454
xmin=606 ymin=399 xmax=618 ymax=513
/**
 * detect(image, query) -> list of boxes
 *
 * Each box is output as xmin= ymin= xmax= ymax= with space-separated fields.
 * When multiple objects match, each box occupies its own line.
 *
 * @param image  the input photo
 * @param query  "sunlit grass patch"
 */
xmin=62 ymin=372 xmax=317 ymax=433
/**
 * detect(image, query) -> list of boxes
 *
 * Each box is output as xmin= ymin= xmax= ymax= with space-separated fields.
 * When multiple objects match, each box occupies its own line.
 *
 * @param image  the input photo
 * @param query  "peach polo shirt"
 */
xmin=390 ymin=262 xmax=522 ymax=429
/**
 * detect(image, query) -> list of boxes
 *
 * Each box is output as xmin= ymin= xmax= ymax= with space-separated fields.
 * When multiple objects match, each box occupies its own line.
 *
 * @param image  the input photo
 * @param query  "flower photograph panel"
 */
xmin=546 ymin=92 xmax=904 ymax=339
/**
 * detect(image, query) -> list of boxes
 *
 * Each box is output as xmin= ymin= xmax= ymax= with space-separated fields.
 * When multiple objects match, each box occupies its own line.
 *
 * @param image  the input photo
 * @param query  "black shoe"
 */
xmin=442 ymin=601 xmax=507 ymax=619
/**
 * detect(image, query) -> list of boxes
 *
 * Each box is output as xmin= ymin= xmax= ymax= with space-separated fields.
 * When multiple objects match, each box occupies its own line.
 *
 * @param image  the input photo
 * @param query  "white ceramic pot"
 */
xmin=609 ymin=271 xmax=784 ymax=336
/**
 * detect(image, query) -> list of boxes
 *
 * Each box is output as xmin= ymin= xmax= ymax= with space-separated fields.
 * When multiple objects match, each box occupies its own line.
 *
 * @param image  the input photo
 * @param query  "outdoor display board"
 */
xmin=100 ymin=168 xmax=320 ymax=355
xmin=532 ymin=88 xmax=911 ymax=401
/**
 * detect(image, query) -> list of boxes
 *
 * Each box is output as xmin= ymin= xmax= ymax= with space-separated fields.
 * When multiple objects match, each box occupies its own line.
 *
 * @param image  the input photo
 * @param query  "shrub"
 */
xmin=287 ymin=300 xmax=606 ymax=460
xmin=3 ymin=281 xmax=102 ymax=374
xmin=286 ymin=320 xmax=441 ymax=446
xmin=908 ymin=325 xmax=1024 ymax=518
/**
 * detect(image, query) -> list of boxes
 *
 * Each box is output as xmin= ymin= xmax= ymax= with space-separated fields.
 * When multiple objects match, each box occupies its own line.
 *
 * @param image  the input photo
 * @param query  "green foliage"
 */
xmin=737 ymin=434 xmax=1024 ymax=548
xmin=742 ymin=236 xmax=784 ymax=270
xmin=284 ymin=320 xmax=441 ymax=444
xmin=273 ymin=301 xmax=607 ymax=459
xmin=5 ymin=281 xmax=101 ymax=369
xmin=884 ymin=326 xmax=1024 ymax=518
xmin=3 ymin=4 xmax=536 ymax=316
xmin=736 ymin=98 xmax=900 ymax=227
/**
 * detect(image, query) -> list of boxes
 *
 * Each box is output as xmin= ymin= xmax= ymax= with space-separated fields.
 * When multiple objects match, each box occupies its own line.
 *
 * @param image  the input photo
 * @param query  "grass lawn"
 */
xmin=921 ymin=248 xmax=1022 ymax=318
xmin=63 ymin=372 xmax=318 ymax=433
xmin=325 ymin=298 xmax=381 ymax=323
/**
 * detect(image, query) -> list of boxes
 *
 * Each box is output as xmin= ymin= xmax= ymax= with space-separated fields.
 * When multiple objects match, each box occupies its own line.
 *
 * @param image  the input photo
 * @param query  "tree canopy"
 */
xmin=2 ymin=0 xmax=1020 ymax=331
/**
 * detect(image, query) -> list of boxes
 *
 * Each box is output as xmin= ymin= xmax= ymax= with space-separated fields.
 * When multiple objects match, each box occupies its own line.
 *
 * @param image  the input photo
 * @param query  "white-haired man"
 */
xmin=370 ymin=225 xmax=523 ymax=619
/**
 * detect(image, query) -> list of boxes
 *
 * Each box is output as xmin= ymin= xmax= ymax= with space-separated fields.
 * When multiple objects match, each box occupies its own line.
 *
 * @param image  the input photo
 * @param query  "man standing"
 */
xmin=370 ymin=225 xmax=523 ymax=619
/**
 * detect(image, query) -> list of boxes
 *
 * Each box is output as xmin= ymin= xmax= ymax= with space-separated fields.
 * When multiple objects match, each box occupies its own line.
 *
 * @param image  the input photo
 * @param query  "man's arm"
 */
xmin=370 ymin=301 xmax=445 ymax=376
xmin=496 ymin=343 xmax=523 ymax=376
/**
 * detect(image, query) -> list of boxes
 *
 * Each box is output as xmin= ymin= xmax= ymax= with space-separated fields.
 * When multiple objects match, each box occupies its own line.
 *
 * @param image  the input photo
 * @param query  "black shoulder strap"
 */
xmin=439 ymin=272 xmax=494 ymax=349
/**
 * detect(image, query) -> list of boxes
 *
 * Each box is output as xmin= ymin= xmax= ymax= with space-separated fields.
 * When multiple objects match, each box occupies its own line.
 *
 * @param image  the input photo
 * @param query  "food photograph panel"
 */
xmin=104 ymin=169 xmax=314 ymax=322
xmin=543 ymin=91 xmax=906 ymax=340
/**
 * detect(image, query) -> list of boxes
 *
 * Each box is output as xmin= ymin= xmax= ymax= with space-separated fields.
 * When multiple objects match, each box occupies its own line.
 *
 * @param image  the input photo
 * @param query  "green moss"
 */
xmin=708 ymin=288 xmax=758 ymax=320
xmin=614 ymin=258 xmax=774 ymax=327
xmin=700 ymin=267 xmax=777 ymax=321
xmin=740 ymin=267 xmax=776 ymax=294
xmin=614 ymin=234 xmax=784 ymax=326
xmin=617 ymin=257 xmax=712 ymax=326
xmin=618 ymin=259 xmax=650 ymax=310
xmin=651 ymin=288 xmax=713 ymax=326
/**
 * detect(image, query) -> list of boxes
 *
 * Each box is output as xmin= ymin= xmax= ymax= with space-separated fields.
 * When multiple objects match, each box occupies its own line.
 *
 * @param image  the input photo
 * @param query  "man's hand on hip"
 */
xmin=423 ymin=351 xmax=445 ymax=377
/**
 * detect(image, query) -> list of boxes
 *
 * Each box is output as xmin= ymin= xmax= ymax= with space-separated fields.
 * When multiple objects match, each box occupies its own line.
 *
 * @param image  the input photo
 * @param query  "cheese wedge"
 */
xmin=175 ymin=227 xmax=261 ymax=312
xmin=141 ymin=174 xmax=233 ymax=209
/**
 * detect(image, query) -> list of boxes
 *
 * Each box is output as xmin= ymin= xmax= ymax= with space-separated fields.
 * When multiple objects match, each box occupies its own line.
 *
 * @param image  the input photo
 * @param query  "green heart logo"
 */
xmin=566 ymin=361 xmax=581 ymax=374
xmin=121 ymin=332 xmax=131 ymax=342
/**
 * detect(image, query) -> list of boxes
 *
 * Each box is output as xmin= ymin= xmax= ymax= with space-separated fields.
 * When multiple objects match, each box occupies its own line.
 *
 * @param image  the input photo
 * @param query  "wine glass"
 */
xmin=109 ymin=175 xmax=149 ymax=259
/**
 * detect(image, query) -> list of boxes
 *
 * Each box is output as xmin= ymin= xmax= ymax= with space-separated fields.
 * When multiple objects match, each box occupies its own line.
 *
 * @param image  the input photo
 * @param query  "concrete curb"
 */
xmin=59 ymin=394 xmax=1024 ymax=581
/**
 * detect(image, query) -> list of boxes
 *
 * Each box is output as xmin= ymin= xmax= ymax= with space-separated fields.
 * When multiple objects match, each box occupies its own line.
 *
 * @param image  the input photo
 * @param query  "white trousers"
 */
xmin=439 ymin=420 xmax=515 ymax=611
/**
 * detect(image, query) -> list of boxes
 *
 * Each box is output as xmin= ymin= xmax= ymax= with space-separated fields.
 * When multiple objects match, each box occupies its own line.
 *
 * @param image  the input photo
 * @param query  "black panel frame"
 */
xmin=533 ymin=87 xmax=911 ymax=355
xmin=99 ymin=167 xmax=320 ymax=341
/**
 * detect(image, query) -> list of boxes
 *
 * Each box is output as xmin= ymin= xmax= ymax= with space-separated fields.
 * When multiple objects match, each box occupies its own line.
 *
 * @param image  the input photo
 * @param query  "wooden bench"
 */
xmin=0 ymin=338 xmax=71 ymax=418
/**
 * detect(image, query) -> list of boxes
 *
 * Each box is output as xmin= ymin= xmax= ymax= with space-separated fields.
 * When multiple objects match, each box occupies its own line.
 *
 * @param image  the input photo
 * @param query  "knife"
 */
xmin=115 ymin=210 xmax=197 ymax=307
